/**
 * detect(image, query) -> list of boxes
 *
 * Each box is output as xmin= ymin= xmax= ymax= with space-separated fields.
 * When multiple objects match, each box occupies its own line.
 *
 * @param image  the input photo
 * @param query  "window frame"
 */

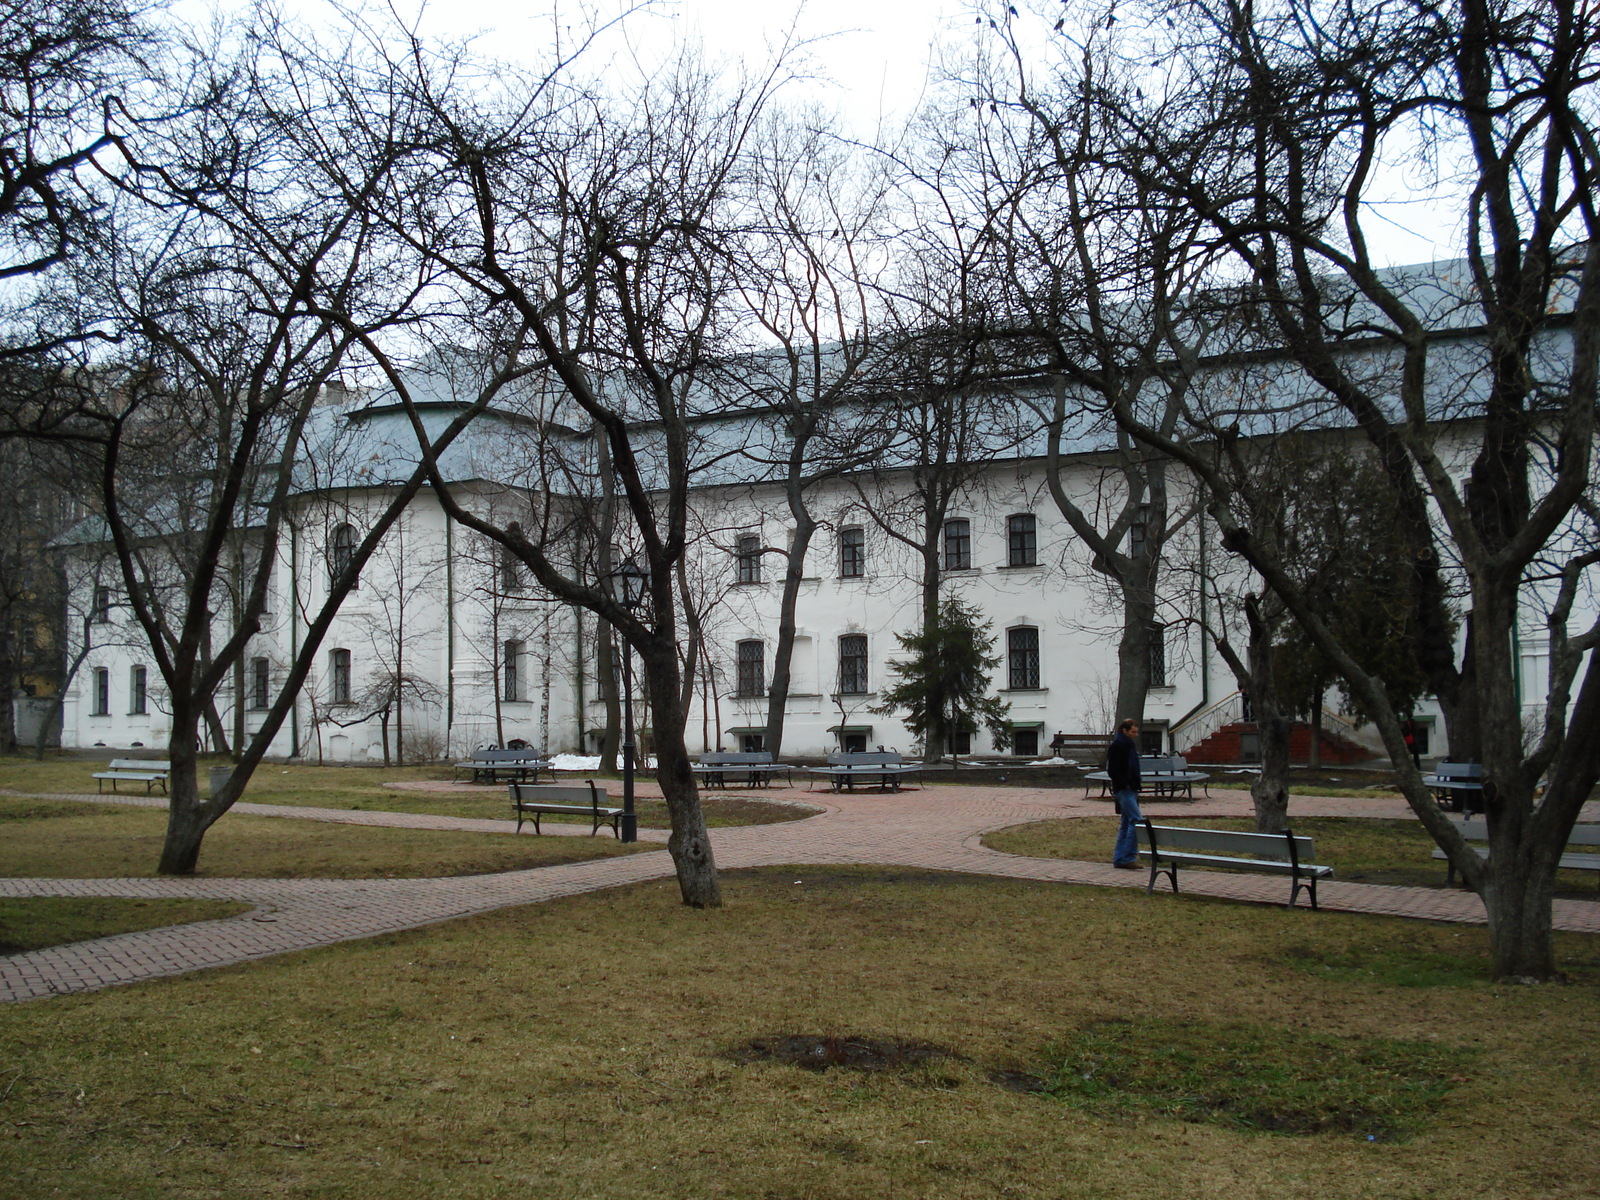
xmin=92 ymin=667 xmax=110 ymax=716
xmin=1007 ymin=626 xmax=1041 ymax=690
xmin=735 ymin=534 xmax=762 ymax=584
xmin=839 ymin=526 xmax=865 ymax=578
xmin=837 ymin=634 xmax=868 ymax=696
xmin=130 ymin=665 xmax=148 ymax=715
xmin=503 ymin=639 xmax=523 ymax=703
xmin=329 ymin=648 xmax=352 ymax=705
xmin=735 ymin=639 xmax=765 ymax=698
xmin=249 ymin=657 xmax=270 ymax=710
xmin=1006 ymin=513 xmax=1038 ymax=567
xmin=942 ymin=518 xmax=972 ymax=571
xmin=330 ymin=524 xmax=358 ymax=589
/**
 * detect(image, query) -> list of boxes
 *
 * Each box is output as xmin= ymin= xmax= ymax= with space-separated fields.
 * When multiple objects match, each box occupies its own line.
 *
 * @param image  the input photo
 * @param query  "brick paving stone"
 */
xmin=2 ymin=781 xmax=1598 ymax=1002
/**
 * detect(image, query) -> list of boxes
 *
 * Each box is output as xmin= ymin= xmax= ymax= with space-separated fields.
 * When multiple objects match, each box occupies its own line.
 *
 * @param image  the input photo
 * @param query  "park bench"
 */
xmin=1423 ymin=761 xmax=1484 ymax=815
xmin=1136 ymin=819 xmax=1333 ymax=909
xmin=509 ymin=781 xmax=623 ymax=837
xmin=692 ymin=750 xmax=795 ymax=788
xmin=1432 ymin=818 xmax=1600 ymax=889
xmin=93 ymin=758 xmax=171 ymax=794
xmin=805 ymin=750 xmax=923 ymax=792
xmin=454 ymin=748 xmax=553 ymax=785
xmin=1085 ymin=755 xmax=1209 ymax=800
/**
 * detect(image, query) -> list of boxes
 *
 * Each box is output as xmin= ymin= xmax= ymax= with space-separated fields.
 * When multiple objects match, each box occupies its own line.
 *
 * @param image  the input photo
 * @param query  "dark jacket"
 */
xmin=1107 ymin=730 xmax=1141 ymax=793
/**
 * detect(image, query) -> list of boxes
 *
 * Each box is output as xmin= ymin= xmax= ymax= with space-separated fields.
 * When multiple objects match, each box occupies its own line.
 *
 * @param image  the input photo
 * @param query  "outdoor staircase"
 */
xmin=1183 ymin=721 xmax=1372 ymax=766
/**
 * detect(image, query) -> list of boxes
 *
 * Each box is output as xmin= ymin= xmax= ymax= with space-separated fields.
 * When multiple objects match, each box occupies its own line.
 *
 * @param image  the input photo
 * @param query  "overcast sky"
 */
xmin=183 ymin=0 xmax=1458 ymax=266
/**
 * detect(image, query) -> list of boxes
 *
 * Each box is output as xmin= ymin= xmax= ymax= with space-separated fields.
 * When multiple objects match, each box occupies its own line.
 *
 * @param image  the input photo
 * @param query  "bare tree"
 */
xmin=1078 ymin=0 xmax=1600 ymax=977
xmin=337 ymin=37 xmax=799 ymax=907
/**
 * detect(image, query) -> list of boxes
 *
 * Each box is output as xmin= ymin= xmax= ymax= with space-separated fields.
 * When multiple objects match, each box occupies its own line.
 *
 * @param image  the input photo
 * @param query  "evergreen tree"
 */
xmin=875 ymin=596 xmax=1010 ymax=762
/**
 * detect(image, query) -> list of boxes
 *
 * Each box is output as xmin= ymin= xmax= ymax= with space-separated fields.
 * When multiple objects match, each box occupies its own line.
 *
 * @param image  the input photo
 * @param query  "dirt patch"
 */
xmin=730 ymin=1034 xmax=957 ymax=1073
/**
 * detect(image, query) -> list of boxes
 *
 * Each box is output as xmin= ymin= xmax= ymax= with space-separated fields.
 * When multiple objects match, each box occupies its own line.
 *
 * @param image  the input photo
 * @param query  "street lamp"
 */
xmin=616 ymin=561 xmax=649 ymax=844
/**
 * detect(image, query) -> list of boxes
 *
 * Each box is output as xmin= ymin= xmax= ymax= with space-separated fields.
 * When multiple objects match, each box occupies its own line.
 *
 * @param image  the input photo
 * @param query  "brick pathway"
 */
xmin=4 ymin=781 xmax=1598 ymax=1003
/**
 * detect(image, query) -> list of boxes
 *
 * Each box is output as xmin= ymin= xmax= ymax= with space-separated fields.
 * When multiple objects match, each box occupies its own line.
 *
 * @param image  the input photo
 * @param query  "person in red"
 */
xmin=1108 ymin=718 xmax=1143 ymax=868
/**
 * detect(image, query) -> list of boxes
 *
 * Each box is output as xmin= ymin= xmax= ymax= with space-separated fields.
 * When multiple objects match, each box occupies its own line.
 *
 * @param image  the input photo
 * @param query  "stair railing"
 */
xmin=1170 ymin=691 xmax=1244 ymax=754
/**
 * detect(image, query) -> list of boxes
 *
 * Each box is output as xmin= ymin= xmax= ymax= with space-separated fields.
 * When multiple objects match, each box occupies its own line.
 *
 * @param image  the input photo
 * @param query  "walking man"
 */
xmin=1108 ymin=718 xmax=1142 ymax=869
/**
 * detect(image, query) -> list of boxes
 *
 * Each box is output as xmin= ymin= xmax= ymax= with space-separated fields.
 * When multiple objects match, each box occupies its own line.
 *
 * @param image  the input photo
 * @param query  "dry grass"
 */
xmin=2 ymin=867 xmax=1597 ymax=1199
xmin=0 ymin=797 xmax=649 ymax=879
xmin=0 ymin=897 xmax=251 ymax=954
xmin=985 ymin=815 xmax=1600 ymax=895
xmin=0 ymin=757 xmax=815 ymax=828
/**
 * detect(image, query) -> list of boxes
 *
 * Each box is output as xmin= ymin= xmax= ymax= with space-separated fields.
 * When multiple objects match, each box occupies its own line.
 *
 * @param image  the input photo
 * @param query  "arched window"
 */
xmin=503 ymin=640 xmax=523 ymax=703
xmin=330 ymin=524 xmax=358 ymax=589
xmin=1007 ymin=627 xmax=1041 ymax=690
xmin=736 ymin=640 xmax=765 ymax=697
xmin=838 ymin=635 xmax=868 ymax=695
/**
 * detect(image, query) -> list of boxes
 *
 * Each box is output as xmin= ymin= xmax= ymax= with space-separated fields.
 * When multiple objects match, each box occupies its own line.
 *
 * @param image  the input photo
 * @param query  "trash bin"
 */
xmin=208 ymin=766 xmax=232 ymax=798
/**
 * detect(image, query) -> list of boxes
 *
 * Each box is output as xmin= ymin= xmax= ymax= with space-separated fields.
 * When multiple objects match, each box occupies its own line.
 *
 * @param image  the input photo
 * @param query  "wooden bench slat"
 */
xmin=1137 ymin=820 xmax=1329 ymax=908
xmin=509 ymin=781 xmax=621 ymax=838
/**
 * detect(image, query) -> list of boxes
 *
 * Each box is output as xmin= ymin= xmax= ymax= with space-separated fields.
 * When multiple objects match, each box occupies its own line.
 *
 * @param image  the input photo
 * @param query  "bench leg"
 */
xmin=1146 ymin=860 xmax=1179 ymax=895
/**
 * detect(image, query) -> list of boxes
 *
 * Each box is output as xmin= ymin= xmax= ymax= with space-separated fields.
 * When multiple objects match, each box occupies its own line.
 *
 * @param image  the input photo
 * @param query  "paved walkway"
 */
xmin=4 ymin=782 xmax=1599 ymax=1003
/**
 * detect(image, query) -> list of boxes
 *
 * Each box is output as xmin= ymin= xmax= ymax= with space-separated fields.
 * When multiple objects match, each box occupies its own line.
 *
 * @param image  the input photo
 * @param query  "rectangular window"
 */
xmin=1013 ymin=728 xmax=1040 ymax=757
xmin=945 ymin=728 xmax=972 ymax=755
xmin=942 ymin=519 xmax=971 ymax=571
xmin=250 ymin=657 xmax=270 ymax=710
xmin=736 ymin=640 xmax=765 ymax=698
xmin=130 ymin=665 xmax=148 ymax=715
xmin=1007 ymin=514 xmax=1037 ymax=567
xmin=839 ymin=527 xmax=865 ymax=578
xmin=838 ymin=634 xmax=868 ymax=695
xmin=740 ymin=732 xmax=766 ymax=753
xmin=1149 ymin=624 xmax=1166 ymax=687
xmin=503 ymin=640 xmax=523 ymax=703
xmin=92 ymin=667 xmax=109 ymax=716
xmin=735 ymin=534 xmax=762 ymax=584
xmin=93 ymin=586 xmax=112 ymax=623
xmin=1007 ymin=627 xmax=1041 ymax=690
xmin=330 ymin=648 xmax=351 ymax=704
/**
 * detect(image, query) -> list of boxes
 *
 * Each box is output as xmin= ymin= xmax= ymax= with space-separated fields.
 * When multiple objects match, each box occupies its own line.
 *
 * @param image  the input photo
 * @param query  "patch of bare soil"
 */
xmin=730 ymin=1034 xmax=957 ymax=1072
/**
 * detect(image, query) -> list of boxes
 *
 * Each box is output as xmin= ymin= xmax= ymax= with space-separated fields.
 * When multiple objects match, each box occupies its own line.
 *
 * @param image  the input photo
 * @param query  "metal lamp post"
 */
xmin=617 ymin=561 xmax=649 ymax=844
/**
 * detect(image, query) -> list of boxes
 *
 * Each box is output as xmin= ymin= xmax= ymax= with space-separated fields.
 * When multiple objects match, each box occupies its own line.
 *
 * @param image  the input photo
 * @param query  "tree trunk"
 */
xmin=919 ymin=529 xmax=944 ymax=764
xmin=1482 ymin=851 xmax=1557 ymax=979
xmin=1113 ymin=580 xmax=1155 ymax=726
xmin=157 ymin=722 xmax=218 ymax=875
xmin=640 ymin=636 xmax=720 ymax=908
xmin=1246 ymin=596 xmax=1291 ymax=833
xmin=763 ymin=508 xmax=816 ymax=760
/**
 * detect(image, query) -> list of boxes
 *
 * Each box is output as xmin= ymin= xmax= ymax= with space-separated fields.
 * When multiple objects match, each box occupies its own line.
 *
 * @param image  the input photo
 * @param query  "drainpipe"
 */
xmin=289 ymin=520 xmax=300 ymax=756
xmin=573 ymin=607 xmax=586 ymax=754
xmin=445 ymin=510 xmax=455 ymax=738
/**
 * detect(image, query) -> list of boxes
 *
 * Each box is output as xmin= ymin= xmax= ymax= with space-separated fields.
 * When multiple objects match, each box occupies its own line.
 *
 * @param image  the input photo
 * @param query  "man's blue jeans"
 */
xmin=1114 ymin=788 xmax=1143 ymax=865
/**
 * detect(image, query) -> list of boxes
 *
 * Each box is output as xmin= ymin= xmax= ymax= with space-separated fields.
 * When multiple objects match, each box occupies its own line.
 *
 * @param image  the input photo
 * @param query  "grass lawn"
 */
xmin=2 ymin=867 xmax=1598 ymax=1199
xmin=0 ymin=896 xmax=252 ymax=954
xmin=0 ymin=797 xmax=652 ymax=879
xmin=984 ymin=814 xmax=1600 ymax=896
xmin=0 ymin=757 xmax=816 ymax=828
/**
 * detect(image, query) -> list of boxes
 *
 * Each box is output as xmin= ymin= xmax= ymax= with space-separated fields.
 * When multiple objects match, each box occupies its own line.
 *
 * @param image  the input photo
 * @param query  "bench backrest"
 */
xmin=107 ymin=759 xmax=171 ymax=771
xmin=474 ymin=749 xmax=544 ymax=763
xmin=510 ymin=782 xmax=608 ymax=806
xmin=1143 ymin=755 xmax=1182 ymax=774
xmin=700 ymin=751 xmax=774 ymax=766
xmin=1436 ymin=762 xmax=1484 ymax=782
xmin=827 ymin=751 xmax=902 ymax=766
xmin=1451 ymin=819 xmax=1600 ymax=848
xmin=1138 ymin=822 xmax=1315 ymax=863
